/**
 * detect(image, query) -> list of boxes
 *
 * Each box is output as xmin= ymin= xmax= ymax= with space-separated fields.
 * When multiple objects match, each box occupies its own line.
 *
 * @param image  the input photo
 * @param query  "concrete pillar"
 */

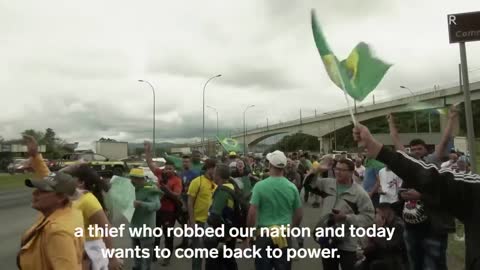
xmin=321 ymin=136 xmax=331 ymax=153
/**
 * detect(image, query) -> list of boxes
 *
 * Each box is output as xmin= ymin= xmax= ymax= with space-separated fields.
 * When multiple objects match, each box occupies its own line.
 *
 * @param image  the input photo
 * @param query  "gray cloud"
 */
xmin=9 ymin=49 xmax=130 ymax=80
xmin=1 ymin=0 xmax=479 ymax=148
xmin=147 ymin=53 xmax=300 ymax=90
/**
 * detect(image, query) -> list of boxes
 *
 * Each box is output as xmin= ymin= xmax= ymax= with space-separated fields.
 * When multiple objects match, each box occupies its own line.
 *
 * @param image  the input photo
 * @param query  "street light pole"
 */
xmin=400 ymin=85 xmax=415 ymax=95
xmin=206 ymin=105 xmax=219 ymax=138
xmin=243 ymin=105 xmax=255 ymax=155
xmin=202 ymin=74 xmax=222 ymax=154
xmin=138 ymin=79 xmax=156 ymax=154
xmin=333 ymin=119 xmax=337 ymax=150
xmin=460 ymin=43 xmax=477 ymax=173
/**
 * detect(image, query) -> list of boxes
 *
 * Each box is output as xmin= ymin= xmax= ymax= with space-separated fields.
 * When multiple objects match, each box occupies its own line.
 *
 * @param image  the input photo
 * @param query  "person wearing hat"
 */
xmin=187 ymin=158 xmax=217 ymax=270
xmin=129 ymin=168 xmax=162 ymax=270
xmin=228 ymin=151 xmax=237 ymax=164
xmin=18 ymin=171 xmax=84 ymax=270
xmin=246 ymin=150 xmax=303 ymax=270
xmin=23 ymin=135 xmax=123 ymax=270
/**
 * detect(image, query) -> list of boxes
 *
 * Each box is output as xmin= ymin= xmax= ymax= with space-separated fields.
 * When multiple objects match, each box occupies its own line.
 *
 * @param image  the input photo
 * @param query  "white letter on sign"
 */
xmin=448 ymin=15 xmax=457 ymax=25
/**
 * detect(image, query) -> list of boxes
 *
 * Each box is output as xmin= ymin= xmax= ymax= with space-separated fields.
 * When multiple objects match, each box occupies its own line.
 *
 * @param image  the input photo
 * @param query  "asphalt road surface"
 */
xmin=0 ymin=189 xmax=325 ymax=269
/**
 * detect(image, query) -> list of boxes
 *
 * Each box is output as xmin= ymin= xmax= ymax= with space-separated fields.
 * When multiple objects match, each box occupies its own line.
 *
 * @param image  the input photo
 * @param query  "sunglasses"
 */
xmin=334 ymin=167 xmax=352 ymax=172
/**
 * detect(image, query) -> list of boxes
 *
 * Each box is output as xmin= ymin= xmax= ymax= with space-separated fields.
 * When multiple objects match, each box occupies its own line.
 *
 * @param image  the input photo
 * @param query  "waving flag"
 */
xmin=217 ymin=136 xmax=243 ymax=153
xmin=164 ymin=154 xmax=183 ymax=170
xmin=311 ymin=9 xmax=392 ymax=101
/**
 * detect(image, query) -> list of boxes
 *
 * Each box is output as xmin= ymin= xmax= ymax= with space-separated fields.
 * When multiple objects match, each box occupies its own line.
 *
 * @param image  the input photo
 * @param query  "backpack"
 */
xmin=216 ymin=178 xmax=250 ymax=238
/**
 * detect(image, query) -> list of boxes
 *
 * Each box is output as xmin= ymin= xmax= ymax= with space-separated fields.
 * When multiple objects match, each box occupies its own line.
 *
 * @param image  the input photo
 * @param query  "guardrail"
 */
xmin=232 ymin=80 xmax=480 ymax=137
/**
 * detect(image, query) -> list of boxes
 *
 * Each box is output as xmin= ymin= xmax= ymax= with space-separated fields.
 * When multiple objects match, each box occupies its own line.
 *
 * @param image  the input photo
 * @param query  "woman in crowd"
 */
xmin=17 ymin=136 xmax=84 ymax=269
xmin=26 ymin=136 xmax=122 ymax=270
xmin=70 ymin=164 xmax=122 ymax=270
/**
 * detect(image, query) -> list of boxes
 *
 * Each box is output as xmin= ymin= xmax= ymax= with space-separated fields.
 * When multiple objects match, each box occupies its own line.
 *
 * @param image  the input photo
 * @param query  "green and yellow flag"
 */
xmin=216 ymin=136 xmax=243 ymax=153
xmin=311 ymin=10 xmax=392 ymax=101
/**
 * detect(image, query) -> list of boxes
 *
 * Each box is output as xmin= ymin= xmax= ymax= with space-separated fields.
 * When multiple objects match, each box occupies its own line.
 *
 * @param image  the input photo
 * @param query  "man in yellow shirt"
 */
xmin=187 ymin=158 xmax=217 ymax=270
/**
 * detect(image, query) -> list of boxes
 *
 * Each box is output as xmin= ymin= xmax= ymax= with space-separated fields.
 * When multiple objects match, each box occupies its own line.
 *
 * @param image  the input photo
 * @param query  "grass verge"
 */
xmin=447 ymin=221 xmax=466 ymax=270
xmin=0 ymin=173 xmax=33 ymax=190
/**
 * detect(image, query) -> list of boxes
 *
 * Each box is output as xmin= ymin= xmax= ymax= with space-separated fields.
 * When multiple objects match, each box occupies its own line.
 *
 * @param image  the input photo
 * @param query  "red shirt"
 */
xmin=154 ymin=168 xmax=183 ymax=212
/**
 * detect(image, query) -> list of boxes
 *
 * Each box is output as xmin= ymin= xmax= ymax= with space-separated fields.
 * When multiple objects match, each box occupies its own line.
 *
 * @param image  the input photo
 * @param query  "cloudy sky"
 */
xmin=1 ymin=0 xmax=480 ymax=148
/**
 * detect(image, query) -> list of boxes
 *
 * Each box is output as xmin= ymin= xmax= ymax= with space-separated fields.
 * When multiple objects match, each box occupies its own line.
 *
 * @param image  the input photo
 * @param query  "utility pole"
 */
xmin=460 ymin=44 xmax=477 ymax=172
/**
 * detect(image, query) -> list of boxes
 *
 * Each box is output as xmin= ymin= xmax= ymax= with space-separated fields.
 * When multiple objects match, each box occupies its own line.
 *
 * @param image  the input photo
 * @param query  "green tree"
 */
xmin=43 ymin=128 xmax=57 ymax=158
xmin=21 ymin=129 xmax=44 ymax=141
xmin=99 ymin=137 xmax=117 ymax=142
xmin=268 ymin=133 xmax=319 ymax=152
xmin=457 ymin=100 xmax=480 ymax=136
xmin=135 ymin=148 xmax=144 ymax=157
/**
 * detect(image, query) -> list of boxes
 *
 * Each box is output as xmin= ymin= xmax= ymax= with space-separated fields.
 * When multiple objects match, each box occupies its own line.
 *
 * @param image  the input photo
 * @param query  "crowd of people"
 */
xmin=15 ymin=104 xmax=480 ymax=270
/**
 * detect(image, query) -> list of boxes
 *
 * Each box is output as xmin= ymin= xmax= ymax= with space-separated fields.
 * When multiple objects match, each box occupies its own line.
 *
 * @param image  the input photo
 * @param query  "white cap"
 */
xmin=266 ymin=150 xmax=287 ymax=168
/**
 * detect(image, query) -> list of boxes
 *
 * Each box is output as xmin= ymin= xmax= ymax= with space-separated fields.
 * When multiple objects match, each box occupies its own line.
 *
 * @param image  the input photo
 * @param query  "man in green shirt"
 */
xmin=129 ymin=168 xmax=162 ymax=270
xmin=247 ymin=150 xmax=303 ymax=270
xmin=206 ymin=164 xmax=238 ymax=270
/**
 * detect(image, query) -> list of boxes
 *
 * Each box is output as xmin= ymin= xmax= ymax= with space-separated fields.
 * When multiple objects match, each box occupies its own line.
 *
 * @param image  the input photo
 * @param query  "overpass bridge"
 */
xmin=231 ymin=81 xmax=480 ymax=153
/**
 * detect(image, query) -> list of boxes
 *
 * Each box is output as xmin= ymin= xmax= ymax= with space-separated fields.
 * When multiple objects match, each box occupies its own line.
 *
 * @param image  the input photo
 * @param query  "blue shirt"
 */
xmin=362 ymin=167 xmax=380 ymax=192
xmin=180 ymin=169 xmax=200 ymax=192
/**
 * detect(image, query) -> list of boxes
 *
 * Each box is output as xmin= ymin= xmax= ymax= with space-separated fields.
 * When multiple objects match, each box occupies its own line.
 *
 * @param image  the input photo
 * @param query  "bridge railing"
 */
xmin=233 ymin=80 xmax=480 ymax=137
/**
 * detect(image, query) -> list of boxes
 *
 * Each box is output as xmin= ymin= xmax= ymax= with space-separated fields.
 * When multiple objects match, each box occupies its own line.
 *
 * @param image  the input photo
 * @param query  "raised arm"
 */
xmin=354 ymin=124 xmax=479 ymax=222
xmin=386 ymin=114 xmax=406 ymax=152
xmin=24 ymin=135 xmax=50 ymax=178
xmin=144 ymin=141 xmax=159 ymax=173
xmin=433 ymin=105 xmax=458 ymax=160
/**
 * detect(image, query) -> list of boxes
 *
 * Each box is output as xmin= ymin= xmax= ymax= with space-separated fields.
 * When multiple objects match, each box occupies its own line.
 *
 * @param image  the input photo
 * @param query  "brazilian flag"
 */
xmin=217 ymin=136 xmax=243 ymax=153
xmin=311 ymin=9 xmax=392 ymax=101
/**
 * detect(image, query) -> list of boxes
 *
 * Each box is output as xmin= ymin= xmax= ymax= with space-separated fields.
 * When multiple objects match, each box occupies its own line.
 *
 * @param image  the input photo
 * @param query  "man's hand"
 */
xmin=108 ymin=258 xmax=123 ymax=270
xmin=144 ymin=141 xmax=152 ymax=155
xmin=189 ymin=217 xmax=196 ymax=228
xmin=159 ymin=184 xmax=169 ymax=193
xmin=332 ymin=209 xmax=347 ymax=223
xmin=374 ymin=213 xmax=386 ymax=227
xmin=23 ymin=135 xmax=38 ymax=157
xmin=386 ymin=113 xmax=394 ymax=124
xmin=241 ymin=238 xmax=252 ymax=250
xmin=133 ymin=200 xmax=142 ymax=208
xmin=352 ymin=124 xmax=383 ymax=158
xmin=400 ymin=189 xmax=421 ymax=201
xmin=448 ymin=104 xmax=459 ymax=120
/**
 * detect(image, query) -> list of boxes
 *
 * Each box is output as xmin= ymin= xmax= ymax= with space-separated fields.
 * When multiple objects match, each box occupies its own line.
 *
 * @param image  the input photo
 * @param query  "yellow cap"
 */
xmin=129 ymin=168 xmax=145 ymax=178
xmin=229 ymin=151 xmax=237 ymax=156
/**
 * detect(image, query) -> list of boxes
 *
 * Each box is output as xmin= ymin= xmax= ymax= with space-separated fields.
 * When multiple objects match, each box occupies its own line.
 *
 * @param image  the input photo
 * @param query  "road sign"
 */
xmin=447 ymin=11 xmax=480 ymax=43
xmin=448 ymin=10 xmax=480 ymax=172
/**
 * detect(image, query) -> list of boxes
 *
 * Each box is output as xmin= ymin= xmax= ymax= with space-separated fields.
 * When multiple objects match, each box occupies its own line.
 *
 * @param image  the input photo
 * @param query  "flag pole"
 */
xmin=333 ymin=62 xmax=357 ymax=126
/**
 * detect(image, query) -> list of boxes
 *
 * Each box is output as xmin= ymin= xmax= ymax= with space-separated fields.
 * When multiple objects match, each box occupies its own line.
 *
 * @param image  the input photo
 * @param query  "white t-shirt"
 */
xmin=441 ymin=160 xmax=457 ymax=169
xmin=378 ymin=168 xmax=403 ymax=204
